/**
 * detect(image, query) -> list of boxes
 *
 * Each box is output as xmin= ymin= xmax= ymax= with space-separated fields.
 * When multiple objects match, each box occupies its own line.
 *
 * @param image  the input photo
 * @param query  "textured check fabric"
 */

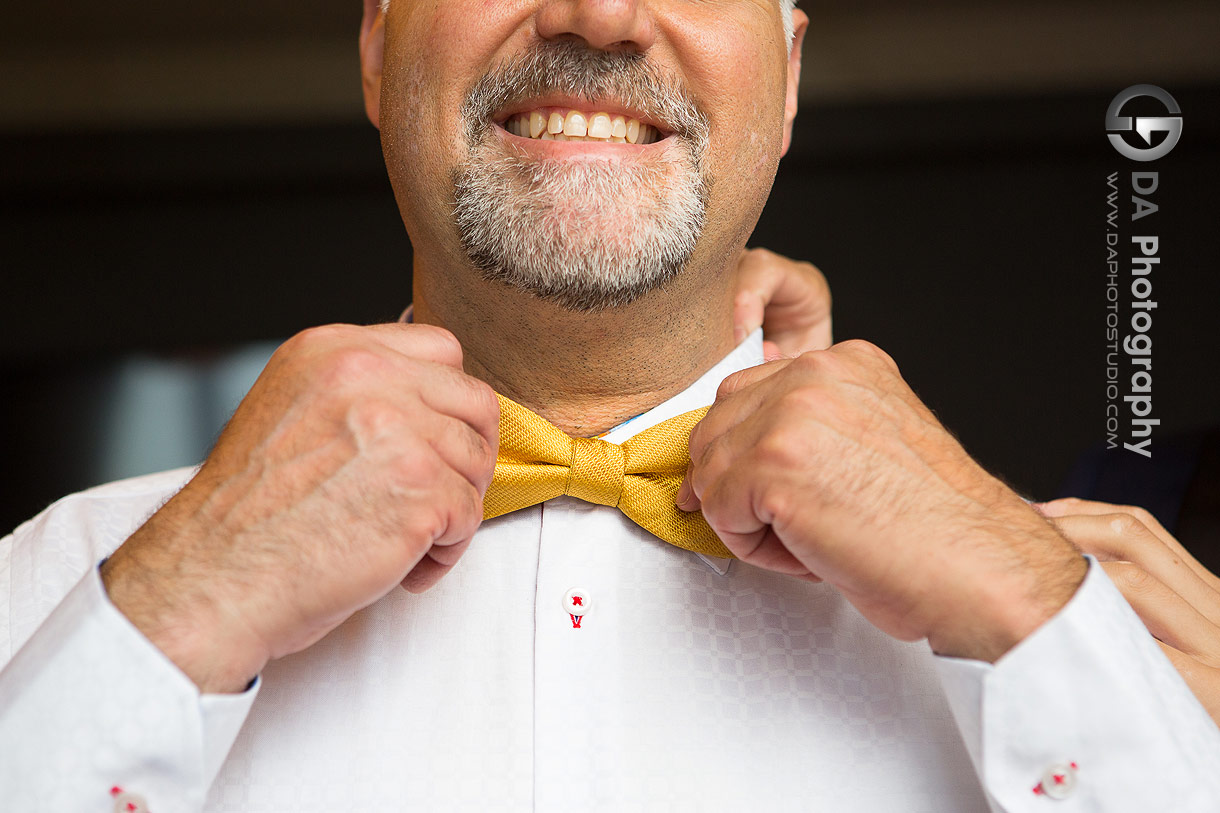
xmin=485 ymin=393 xmax=733 ymax=559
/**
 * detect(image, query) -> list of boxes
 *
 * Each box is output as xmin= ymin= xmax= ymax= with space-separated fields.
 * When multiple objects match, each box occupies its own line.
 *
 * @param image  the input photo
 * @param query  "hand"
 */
xmin=101 ymin=323 xmax=499 ymax=693
xmin=732 ymin=247 xmax=832 ymax=360
xmin=1036 ymin=498 xmax=1220 ymax=723
xmin=676 ymin=341 xmax=1087 ymax=663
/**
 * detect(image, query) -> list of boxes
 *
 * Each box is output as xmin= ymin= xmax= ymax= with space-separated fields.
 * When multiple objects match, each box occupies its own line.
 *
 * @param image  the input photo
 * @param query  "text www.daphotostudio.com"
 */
xmin=1103 ymin=84 xmax=1183 ymax=458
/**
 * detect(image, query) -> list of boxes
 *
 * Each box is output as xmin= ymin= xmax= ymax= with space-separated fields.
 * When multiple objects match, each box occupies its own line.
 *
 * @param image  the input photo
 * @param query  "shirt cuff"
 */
xmin=934 ymin=555 xmax=1220 ymax=811
xmin=0 ymin=562 xmax=259 ymax=811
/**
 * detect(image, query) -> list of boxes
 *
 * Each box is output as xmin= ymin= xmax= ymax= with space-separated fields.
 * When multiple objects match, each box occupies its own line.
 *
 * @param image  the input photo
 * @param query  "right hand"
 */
xmin=1036 ymin=498 xmax=1220 ymax=724
xmin=100 ymin=323 xmax=499 ymax=694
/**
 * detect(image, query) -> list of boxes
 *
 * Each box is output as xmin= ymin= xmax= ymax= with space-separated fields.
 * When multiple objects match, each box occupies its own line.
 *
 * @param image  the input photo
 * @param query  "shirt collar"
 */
xmin=599 ymin=329 xmax=765 ymax=444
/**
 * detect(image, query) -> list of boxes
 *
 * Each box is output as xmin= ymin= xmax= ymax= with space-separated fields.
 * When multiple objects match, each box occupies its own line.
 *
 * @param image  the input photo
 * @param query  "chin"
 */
xmin=454 ymin=153 xmax=708 ymax=312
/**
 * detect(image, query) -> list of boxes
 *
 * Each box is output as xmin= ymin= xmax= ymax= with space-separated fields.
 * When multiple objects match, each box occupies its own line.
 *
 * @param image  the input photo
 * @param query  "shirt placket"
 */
xmin=532 ymin=496 xmax=624 ymax=811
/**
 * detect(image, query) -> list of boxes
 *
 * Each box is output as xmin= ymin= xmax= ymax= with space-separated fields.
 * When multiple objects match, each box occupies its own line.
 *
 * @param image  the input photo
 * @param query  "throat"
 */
xmin=413 ymin=279 xmax=735 ymax=438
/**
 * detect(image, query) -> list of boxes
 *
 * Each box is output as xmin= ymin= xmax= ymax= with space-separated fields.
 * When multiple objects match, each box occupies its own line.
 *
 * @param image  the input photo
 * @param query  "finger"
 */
xmin=686 ymin=416 xmax=816 ymax=578
xmin=364 ymin=322 xmax=466 ymax=369
xmin=406 ymin=360 xmax=502 ymax=454
xmin=735 ymin=248 xmax=832 ymax=356
xmin=732 ymin=290 xmax=767 ymax=345
xmin=700 ymin=470 xmax=813 ymax=577
xmin=689 ymin=359 xmax=793 ymax=469
xmin=1039 ymin=497 xmax=1220 ymax=594
xmin=1103 ymin=562 xmax=1220 ymax=666
xmin=715 ymin=357 xmax=792 ymax=401
xmin=401 ymin=539 xmax=471 ymax=593
xmin=732 ymin=248 xmax=783 ymax=336
xmin=420 ymin=411 xmax=498 ymax=494
xmin=762 ymin=339 xmax=785 ymax=361
xmin=428 ymin=468 xmax=485 ymax=551
xmin=676 ymin=466 xmax=699 ymax=512
xmin=1049 ymin=513 xmax=1220 ymax=626
xmin=1154 ymin=641 xmax=1220 ymax=724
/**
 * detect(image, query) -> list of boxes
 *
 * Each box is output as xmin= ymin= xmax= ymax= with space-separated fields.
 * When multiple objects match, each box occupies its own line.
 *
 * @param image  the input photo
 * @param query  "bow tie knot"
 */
xmin=484 ymin=393 xmax=734 ymax=559
xmin=566 ymin=437 xmax=626 ymax=507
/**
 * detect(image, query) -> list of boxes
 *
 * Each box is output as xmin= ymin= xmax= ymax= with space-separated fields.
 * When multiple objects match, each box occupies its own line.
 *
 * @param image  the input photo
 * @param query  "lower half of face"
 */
xmin=453 ymin=122 xmax=711 ymax=313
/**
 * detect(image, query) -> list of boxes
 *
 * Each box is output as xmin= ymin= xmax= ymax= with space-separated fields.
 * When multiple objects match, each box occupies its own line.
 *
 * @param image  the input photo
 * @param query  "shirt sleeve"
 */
xmin=934 ymin=554 xmax=1220 ymax=812
xmin=0 ymin=562 xmax=259 ymax=813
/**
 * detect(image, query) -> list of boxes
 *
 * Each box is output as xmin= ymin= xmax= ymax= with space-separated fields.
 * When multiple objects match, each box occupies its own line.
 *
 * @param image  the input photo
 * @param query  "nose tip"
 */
xmin=535 ymin=0 xmax=656 ymax=53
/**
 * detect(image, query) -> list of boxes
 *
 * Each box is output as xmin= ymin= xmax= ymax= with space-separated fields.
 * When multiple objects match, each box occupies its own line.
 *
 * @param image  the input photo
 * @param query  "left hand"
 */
xmin=1036 ymin=498 xmax=1220 ymax=722
xmin=732 ymin=248 xmax=832 ymax=360
xmin=676 ymin=341 xmax=1087 ymax=663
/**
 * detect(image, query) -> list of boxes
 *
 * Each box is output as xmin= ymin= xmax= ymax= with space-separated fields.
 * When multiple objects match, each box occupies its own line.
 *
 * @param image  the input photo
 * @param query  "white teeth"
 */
xmin=563 ymin=110 xmax=588 ymax=137
xmin=506 ymin=109 xmax=658 ymax=144
xmin=588 ymin=112 xmax=613 ymax=139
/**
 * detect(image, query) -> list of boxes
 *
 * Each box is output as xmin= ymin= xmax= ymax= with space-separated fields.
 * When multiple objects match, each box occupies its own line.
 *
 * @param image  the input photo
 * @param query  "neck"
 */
xmin=412 ymin=256 xmax=736 ymax=437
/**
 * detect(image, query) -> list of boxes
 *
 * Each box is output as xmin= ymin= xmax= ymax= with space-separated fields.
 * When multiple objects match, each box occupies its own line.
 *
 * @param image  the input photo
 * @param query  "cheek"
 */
xmin=381 ymin=2 xmax=532 ymax=210
xmin=672 ymin=12 xmax=788 ymax=206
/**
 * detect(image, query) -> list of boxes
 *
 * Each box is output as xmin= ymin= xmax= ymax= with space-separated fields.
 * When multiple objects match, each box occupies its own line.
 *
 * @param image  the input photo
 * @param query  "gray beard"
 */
xmin=451 ymin=41 xmax=711 ymax=313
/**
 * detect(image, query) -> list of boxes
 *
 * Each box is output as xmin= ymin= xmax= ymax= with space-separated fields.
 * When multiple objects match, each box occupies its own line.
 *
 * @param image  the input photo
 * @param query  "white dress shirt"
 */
xmin=3 ymin=330 xmax=1219 ymax=812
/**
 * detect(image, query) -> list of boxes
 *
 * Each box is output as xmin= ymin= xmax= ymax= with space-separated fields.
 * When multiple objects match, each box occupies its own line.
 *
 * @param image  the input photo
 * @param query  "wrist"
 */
xmin=924 ymin=517 xmax=1089 ymax=663
xmin=101 ymin=535 xmax=267 ymax=694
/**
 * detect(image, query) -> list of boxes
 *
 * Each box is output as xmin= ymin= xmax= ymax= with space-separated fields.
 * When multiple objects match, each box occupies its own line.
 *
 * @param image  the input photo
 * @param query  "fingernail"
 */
xmin=733 ymin=325 xmax=746 ymax=344
xmin=676 ymin=479 xmax=691 ymax=509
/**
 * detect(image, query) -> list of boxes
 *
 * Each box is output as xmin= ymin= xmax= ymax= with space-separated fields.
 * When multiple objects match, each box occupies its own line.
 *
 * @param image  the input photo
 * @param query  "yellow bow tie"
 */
xmin=483 ymin=394 xmax=734 ymax=559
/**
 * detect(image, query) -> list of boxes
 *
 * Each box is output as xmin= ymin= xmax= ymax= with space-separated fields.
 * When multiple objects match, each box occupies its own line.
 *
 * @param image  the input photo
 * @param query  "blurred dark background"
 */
xmin=3 ymin=2 xmax=1219 ymax=558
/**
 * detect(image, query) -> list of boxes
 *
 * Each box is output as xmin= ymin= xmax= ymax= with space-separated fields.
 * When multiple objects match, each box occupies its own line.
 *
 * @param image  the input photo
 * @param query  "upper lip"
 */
xmin=493 ymin=94 xmax=673 ymax=137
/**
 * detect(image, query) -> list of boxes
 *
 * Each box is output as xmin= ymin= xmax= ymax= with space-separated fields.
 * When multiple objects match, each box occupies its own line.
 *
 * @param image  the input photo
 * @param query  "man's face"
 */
xmin=376 ymin=1 xmax=798 ymax=311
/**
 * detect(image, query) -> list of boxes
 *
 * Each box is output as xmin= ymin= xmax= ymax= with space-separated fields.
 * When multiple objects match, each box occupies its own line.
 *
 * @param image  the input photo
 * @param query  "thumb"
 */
xmin=676 ymin=466 xmax=700 ymax=512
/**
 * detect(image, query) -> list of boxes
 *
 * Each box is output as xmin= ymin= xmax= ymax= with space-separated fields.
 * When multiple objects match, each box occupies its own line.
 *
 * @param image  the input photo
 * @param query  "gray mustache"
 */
xmin=461 ymin=39 xmax=709 ymax=145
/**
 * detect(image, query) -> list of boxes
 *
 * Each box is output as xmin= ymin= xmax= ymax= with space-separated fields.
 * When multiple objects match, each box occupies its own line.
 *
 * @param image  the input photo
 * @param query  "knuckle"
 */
xmin=322 ymin=346 xmax=392 ymax=385
xmin=411 ymin=324 xmax=464 ymax=365
xmin=791 ymin=349 xmax=829 ymax=373
xmin=402 ymin=503 xmax=447 ymax=547
xmin=1123 ymin=504 xmax=1158 ymax=529
xmin=292 ymin=323 xmax=352 ymax=349
xmin=1108 ymin=561 xmax=1157 ymax=596
xmin=791 ymin=348 xmax=849 ymax=380
xmin=778 ymin=385 xmax=830 ymax=417
xmin=716 ymin=370 xmax=747 ymax=400
xmin=468 ymin=378 xmax=501 ymax=424
xmin=758 ymin=486 xmax=796 ymax=527
xmin=688 ymin=437 xmax=724 ymax=492
xmin=687 ymin=417 xmax=711 ymax=459
xmin=272 ymin=324 xmax=350 ymax=368
xmin=837 ymin=339 xmax=897 ymax=369
xmin=346 ymin=397 xmax=405 ymax=439
xmin=756 ymin=425 xmax=810 ymax=470
xmin=1108 ymin=512 xmax=1151 ymax=541
xmin=385 ymin=437 xmax=443 ymax=489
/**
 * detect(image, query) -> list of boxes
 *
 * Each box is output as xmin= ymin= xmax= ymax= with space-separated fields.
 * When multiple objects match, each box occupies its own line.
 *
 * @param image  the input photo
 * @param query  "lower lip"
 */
xmin=493 ymin=123 xmax=670 ymax=156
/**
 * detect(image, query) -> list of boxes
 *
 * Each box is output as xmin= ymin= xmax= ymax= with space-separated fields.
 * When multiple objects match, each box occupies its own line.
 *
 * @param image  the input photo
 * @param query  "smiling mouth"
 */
xmin=500 ymin=107 xmax=664 ymax=145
